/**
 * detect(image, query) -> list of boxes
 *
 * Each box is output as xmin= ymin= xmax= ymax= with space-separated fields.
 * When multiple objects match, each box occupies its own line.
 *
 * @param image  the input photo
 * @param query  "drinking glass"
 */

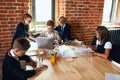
xmin=37 ymin=49 xmax=45 ymax=67
xmin=50 ymin=53 xmax=56 ymax=64
xmin=87 ymin=52 xmax=93 ymax=64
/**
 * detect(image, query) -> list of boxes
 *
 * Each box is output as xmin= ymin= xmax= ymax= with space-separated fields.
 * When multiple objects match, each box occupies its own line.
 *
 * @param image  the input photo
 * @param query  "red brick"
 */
xmin=14 ymin=2 xmax=24 ymax=6
xmin=17 ymin=0 xmax=29 ymax=2
xmin=0 ymin=18 xmax=8 ymax=21
xmin=9 ymin=18 xmax=15 ymax=21
xmin=5 ymin=7 xmax=16 ymax=9
xmin=6 ymin=2 xmax=13 ymax=6
xmin=1 ymin=28 xmax=10 ymax=32
xmin=0 ymin=25 xmax=8 ymax=28
xmin=0 ymin=0 xmax=4 ymax=2
xmin=15 ymin=10 xmax=23 ymax=13
xmin=0 ymin=3 xmax=6 ymax=6
xmin=7 ymin=21 xmax=18 ymax=24
xmin=8 ymin=10 xmax=15 ymax=13
xmin=4 ymin=0 xmax=16 ymax=2
xmin=0 ymin=7 xmax=6 ymax=9
xmin=0 ymin=10 xmax=7 ymax=13
xmin=6 ymin=14 xmax=17 ymax=17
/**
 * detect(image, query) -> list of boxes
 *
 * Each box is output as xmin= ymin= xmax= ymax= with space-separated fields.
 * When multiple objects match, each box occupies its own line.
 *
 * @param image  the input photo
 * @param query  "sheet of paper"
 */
xmin=105 ymin=73 xmax=120 ymax=80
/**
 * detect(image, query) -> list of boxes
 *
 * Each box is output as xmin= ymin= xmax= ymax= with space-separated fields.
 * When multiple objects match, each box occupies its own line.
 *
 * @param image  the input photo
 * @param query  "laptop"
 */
xmin=36 ymin=37 xmax=54 ymax=49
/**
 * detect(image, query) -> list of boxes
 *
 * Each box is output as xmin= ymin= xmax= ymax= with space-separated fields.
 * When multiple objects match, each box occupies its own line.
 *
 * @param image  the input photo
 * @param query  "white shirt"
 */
xmin=46 ymin=31 xmax=54 ymax=39
xmin=10 ymin=49 xmax=19 ymax=61
xmin=96 ymin=40 xmax=112 ymax=49
xmin=62 ymin=24 xmax=66 ymax=32
xmin=40 ymin=30 xmax=61 ymax=42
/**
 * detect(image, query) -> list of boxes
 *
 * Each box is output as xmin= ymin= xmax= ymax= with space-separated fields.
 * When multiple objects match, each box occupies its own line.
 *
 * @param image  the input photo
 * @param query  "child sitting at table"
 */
xmin=2 ymin=37 xmax=48 ymax=80
xmin=92 ymin=26 xmax=112 ymax=59
xmin=40 ymin=20 xmax=61 ymax=44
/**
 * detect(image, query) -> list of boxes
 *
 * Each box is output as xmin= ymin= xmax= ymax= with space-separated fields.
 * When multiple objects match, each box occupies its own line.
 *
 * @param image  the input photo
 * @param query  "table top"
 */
xmin=28 ymin=42 xmax=120 ymax=80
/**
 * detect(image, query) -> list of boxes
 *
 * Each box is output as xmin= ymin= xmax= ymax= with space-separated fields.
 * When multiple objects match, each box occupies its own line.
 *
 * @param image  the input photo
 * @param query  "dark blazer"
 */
xmin=54 ymin=23 xmax=71 ymax=41
xmin=2 ymin=52 xmax=36 ymax=80
xmin=11 ymin=21 xmax=29 ymax=47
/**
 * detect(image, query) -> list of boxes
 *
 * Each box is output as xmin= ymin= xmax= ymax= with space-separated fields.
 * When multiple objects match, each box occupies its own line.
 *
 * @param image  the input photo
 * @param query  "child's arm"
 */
xmin=12 ymin=67 xmax=36 ymax=79
xmin=19 ymin=55 xmax=31 ymax=62
xmin=35 ymin=65 xmax=48 ymax=73
xmin=94 ymin=49 xmax=111 ymax=59
xmin=27 ymin=59 xmax=37 ymax=68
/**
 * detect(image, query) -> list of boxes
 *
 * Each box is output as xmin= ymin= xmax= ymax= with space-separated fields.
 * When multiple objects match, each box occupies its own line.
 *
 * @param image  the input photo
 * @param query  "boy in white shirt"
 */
xmin=40 ymin=20 xmax=61 ymax=45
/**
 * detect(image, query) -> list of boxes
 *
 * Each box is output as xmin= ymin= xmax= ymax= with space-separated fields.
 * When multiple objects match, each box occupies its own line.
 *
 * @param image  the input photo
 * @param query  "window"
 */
xmin=31 ymin=0 xmax=55 ymax=31
xmin=102 ymin=0 xmax=120 ymax=24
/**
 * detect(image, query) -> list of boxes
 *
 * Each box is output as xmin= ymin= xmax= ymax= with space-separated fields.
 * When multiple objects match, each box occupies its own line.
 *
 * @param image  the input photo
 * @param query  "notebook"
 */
xmin=36 ymin=37 xmax=54 ymax=49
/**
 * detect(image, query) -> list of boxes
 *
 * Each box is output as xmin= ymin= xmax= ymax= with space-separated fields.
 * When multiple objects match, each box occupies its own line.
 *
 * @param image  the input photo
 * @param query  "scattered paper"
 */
xmin=105 ymin=73 xmax=120 ymax=80
xmin=72 ymin=39 xmax=83 ymax=45
xmin=59 ymin=45 xmax=76 ymax=58
xmin=75 ymin=47 xmax=94 ymax=55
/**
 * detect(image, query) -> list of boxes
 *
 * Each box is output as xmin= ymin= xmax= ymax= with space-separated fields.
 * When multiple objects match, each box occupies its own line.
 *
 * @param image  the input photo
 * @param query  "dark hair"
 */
xmin=96 ymin=26 xmax=109 ymax=44
xmin=13 ymin=37 xmax=30 ymax=50
xmin=59 ymin=16 xmax=66 ymax=24
xmin=22 ymin=13 xmax=32 ymax=20
xmin=46 ymin=20 xmax=55 ymax=28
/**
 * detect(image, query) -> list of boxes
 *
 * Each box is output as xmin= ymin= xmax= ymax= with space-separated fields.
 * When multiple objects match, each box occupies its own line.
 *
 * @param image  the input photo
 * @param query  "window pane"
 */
xmin=115 ymin=0 xmax=120 ymax=21
xmin=102 ymin=0 xmax=113 ymax=22
xmin=35 ymin=0 xmax=52 ymax=22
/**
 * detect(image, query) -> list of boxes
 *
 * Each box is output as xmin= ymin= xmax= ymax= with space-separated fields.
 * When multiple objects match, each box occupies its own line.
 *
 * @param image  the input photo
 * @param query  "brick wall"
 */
xmin=0 ymin=0 xmax=30 ymax=56
xmin=55 ymin=0 xmax=104 ymax=44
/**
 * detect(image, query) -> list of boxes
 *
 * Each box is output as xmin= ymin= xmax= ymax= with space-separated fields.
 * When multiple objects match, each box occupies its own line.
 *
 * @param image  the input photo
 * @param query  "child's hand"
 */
xmin=93 ymin=52 xmax=97 ymax=56
xmin=27 ymin=60 xmax=37 ymax=68
xmin=36 ymin=65 xmax=48 ymax=73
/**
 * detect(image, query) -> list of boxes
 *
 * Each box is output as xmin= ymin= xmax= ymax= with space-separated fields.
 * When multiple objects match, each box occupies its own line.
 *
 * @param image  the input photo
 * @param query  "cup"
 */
xmin=87 ymin=52 xmax=93 ymax=63
xmin=37 ymin=49 xmax=45 ymax=67
xmin=50 ymin=53 xmax=56 ymax=64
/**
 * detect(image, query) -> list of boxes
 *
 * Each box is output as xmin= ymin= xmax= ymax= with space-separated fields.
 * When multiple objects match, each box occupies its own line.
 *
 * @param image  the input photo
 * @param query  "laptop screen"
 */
xmin=36 ymin=37 xmax=54 ymax=49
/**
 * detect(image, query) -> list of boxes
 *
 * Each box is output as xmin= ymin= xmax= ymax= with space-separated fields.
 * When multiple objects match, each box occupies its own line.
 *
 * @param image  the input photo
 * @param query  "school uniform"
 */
xmin=2 ymin=50 xmax=36 ymax=80
xmin=95 ymin=40 xmax=112 ymax=53
xmin=11 ymin=21 xmax=29 ymax=47
xmin=40 ymin=30 xmax=61 ymax=43
xmin=54 ymin=23 xmax=72 ymax=41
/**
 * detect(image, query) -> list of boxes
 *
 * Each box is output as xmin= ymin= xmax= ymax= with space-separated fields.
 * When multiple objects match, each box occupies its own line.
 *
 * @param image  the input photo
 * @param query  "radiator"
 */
xmin=108 ymin=27 xmax=120 ymax=45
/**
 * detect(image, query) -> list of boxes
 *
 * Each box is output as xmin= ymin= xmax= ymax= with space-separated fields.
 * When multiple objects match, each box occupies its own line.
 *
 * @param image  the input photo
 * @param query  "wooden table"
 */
xmin=28 ymin=43 xmax=120 ymax=80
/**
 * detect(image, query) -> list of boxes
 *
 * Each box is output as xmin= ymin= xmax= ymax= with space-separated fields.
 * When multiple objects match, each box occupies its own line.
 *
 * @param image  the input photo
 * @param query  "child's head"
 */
xmin=58 ymin=16 xmax=66 ymax=26
xmin=13 ymin=37 xmax=30 ymax=57
xmin=96 ymin=26 xmax=109 ymax=44
xmin=22 ymin=13 xmax=32 ymax=25
xmin=46 ymin=20 xmax=55 ymax=33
